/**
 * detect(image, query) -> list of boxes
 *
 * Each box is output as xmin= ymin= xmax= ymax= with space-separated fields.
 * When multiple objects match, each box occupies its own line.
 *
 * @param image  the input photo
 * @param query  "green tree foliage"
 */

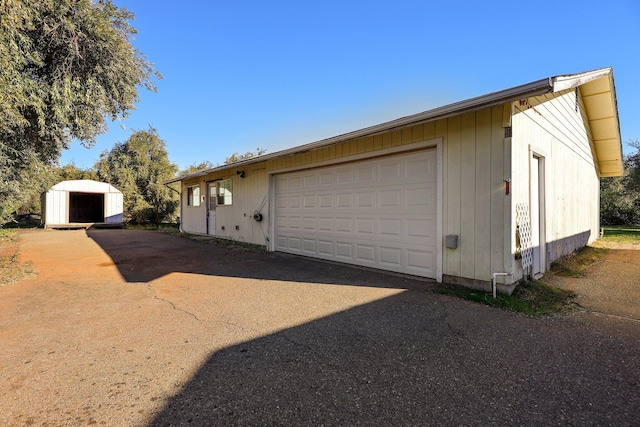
xmin=180 ymin=161 xmax=216 ymax=176
xmin=601 ymin=140 xmax=640 ymax=226
xmin=225 ymin=147 xmax=267 ymax=164
xmin=57 ymin=164 xmax=99 ymax=181
xmin=96 ymin=127 xmax=178 ymax=225
xmin=0 ymin=0 xmax=159 ymax=225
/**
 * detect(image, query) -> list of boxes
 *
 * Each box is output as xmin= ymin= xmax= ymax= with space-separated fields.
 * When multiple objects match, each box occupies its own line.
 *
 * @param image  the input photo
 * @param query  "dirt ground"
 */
xmin=0 ymin=229 xmax=422 ymax=425
xmin=546 ymin=244 xmax=640 ymax=321
xmin=1 ymin=229 xmax=640 ymax=426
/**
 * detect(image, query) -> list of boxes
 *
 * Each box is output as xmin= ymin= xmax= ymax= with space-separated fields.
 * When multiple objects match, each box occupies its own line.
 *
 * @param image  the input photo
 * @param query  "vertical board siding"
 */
xmin=459 ymin=112 xmax=477 ymax=279
xmin=439 ymin=107 xmax=507 ymax=282
xmin=474 ymin=109 xmax=492 ymax=280
xmin=445 ymin=115 xmax=462 ymax=274
xmin=490 ymin=105 xmax=506 ymax=275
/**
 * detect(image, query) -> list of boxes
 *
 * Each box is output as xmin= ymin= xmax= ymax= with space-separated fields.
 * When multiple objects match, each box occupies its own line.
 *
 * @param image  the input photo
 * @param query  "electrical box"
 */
xmin=445 ymin=235 xmax=458 ymax=249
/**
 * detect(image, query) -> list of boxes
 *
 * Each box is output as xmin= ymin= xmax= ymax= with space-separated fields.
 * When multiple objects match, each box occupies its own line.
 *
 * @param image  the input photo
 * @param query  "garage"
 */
xmin=274 ymin=149 xmax=437 ymax=278
xmin=41 ymin=180 xmax=124 ymax=228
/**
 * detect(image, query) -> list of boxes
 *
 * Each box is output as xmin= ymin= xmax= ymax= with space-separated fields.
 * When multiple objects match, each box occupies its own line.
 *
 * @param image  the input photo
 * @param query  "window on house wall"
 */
xmin=216 ymin=178 xmax=232 ymax=206
xmin=187 ymin=184 xmax=200 ymax=206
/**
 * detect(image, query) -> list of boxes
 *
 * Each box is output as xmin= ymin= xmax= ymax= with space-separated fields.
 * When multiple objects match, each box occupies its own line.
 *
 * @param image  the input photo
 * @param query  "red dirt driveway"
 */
xmin=2 ymin=229 xmax=640 ymax=426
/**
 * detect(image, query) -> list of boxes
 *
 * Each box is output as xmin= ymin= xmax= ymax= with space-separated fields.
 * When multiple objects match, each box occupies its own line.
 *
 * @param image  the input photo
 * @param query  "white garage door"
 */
xmin=274 ymin=149 xmax=437 ymax=278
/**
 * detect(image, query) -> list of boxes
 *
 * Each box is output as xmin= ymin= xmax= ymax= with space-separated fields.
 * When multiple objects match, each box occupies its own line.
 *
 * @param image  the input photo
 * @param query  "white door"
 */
xmin=207 ymin=182 xmax=216 ymax=235
xmin=530 ymin=156 xmax=543 ymax=276
xmin=274 ymin=150 xmax=437 ymax=278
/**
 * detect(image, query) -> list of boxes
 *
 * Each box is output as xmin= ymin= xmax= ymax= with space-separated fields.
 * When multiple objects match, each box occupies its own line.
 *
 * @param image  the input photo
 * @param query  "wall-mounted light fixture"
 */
xmin=236 ymin=170 xmax=245 ymax=178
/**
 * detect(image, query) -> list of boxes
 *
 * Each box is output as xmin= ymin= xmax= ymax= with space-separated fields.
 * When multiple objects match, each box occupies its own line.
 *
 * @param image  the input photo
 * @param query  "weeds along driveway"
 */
xmin=1 ymin=229 xmax=640 ymax=426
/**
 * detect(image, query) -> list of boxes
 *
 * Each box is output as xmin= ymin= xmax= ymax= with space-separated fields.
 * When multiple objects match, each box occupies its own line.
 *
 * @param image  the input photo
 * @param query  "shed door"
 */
xmin=274 ymin=150 xmax=437 ymax=278
xmin=69 ymin=192 xmax=104 ymax=223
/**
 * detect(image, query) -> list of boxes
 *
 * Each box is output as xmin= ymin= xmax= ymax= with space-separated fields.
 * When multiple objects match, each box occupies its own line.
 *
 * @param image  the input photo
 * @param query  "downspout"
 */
xmin=492 ymin=272 xmax=512 ymax=299
xmin=164 ymin=183 xmax=183 ymax=233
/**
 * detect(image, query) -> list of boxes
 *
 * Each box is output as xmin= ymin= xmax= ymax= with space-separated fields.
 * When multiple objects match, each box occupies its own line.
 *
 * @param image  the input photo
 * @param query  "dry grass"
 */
xmin=434 ymin=279 xmax=578 ymax=316
xmin=0 ymin=230 xmax=35 ymax=286
xmin=549 ymin=246 xmax=607 ymax=277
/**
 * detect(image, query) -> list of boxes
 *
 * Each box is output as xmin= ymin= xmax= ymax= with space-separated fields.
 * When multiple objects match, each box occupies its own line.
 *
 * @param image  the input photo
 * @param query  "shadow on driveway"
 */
xmin=86 ymin=229 xmax=433 ymax=290
xmin=82 ymin=229 xmax=640 ymax=425
xmin=148 ymin=288 xmax=640 ymax=426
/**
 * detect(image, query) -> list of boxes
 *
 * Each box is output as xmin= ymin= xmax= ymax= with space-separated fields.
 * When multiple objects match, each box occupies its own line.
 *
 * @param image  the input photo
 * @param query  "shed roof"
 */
xmin=166 ymin=67 xmax=622 ymax=183
xmin=49 ymin=180 xmax=122 ymax=194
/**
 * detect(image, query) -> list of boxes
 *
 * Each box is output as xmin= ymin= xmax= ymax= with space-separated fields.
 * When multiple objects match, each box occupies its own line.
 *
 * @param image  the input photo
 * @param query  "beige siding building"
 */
xmin=167 ymin=68 xmax=622 ymax=293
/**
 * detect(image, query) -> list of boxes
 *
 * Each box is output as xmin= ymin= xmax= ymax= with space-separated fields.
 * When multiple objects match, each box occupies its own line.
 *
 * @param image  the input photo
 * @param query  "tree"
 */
xmin=57 ymin=164 xmax=99 ymax=182
xmin=96 ymin=127 xmax=178 ymax=225
xmin=601 ymin=140 xmax=640 ymax=226
xmin=0 ymin=0 xmax=160 ymax=225
xmin=225 ymin=147 xmax=267 ymax=164
xmin=180 ymin=161 xmax=216 ymax=176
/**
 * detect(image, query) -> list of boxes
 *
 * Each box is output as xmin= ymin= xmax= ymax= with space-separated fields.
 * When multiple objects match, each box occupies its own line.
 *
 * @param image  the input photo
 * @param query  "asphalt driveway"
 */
xmin=1 ymin=229 xmax=639 ymax=426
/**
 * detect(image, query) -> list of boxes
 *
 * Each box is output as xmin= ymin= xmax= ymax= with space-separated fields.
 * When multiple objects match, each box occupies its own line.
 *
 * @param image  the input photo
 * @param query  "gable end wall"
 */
xmin=511 ymin=88 xmax=600 ymax=274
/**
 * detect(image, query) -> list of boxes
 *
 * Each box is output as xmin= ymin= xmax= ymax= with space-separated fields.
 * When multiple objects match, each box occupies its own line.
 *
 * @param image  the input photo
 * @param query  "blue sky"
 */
xmin=60 ymin=0 xmax=640 ymax=171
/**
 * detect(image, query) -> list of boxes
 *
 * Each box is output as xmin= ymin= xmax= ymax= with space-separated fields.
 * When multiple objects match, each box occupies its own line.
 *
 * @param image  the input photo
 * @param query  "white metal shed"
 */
xmin=41 ymin=180 xmax=124 ymax=228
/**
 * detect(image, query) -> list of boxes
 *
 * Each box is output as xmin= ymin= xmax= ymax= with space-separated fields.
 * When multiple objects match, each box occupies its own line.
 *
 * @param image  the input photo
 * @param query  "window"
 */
xmin=216 ymin=179 xmax=232 ymax=206
xmin=187 ymin=184 xmax=200 ymax=206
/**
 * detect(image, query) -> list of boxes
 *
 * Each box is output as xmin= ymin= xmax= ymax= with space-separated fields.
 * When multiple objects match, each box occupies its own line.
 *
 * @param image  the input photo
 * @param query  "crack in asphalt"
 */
xmin=587 ymin=310 xmax=640 ymax=323
xmin=153 ymin=296 xmax=202 ymax=322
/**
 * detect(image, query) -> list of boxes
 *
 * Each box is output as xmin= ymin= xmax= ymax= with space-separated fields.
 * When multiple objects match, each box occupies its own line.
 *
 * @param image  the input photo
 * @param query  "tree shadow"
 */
xmin=148 ymin=287 xmax=640 ymax=426
xmin=84 ymin=230 xmax=640 ymax=425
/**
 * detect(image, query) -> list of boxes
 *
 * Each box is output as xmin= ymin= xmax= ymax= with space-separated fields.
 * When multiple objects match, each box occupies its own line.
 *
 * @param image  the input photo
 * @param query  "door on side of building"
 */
xmin=207 ymin=182 xmax=216 ymax=235
xmin=530 ymin=155 xmax=545 ymax=278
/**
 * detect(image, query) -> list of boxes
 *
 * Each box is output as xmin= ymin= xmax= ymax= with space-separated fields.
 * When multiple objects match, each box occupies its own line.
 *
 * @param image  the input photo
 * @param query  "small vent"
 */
xmin=575 ymin=88 xmax=579 ymax=113
xmin=504 ymin=126 xmax=512 ymax=138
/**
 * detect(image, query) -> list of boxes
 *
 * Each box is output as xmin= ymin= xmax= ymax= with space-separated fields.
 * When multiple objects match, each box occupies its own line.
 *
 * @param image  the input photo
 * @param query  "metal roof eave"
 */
xmin=164 ymin=77 xmax=556 ymax=185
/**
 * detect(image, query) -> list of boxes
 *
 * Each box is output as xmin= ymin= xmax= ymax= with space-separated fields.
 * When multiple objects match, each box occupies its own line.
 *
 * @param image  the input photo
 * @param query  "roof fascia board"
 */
xmin=551 ymin=67 xmax=612 ymax=92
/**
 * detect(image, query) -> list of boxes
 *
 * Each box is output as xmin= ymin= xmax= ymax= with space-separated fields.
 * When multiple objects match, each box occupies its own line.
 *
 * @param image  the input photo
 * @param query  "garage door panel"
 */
xmin=356 ymin=218 xmax=375 ymax=234
xmin=336 ymin=193 xmax=353 ymax=207
xmin=356 ymin=244 xmax=376 ymax=262
xmin=319 ymin=173 xmax=333 ymax=185
xmin=319 ymin=194 xmax=333 ymax=207
xmin=289 ymin=216 xmax=302 ymax=229
xmin=318 ymin=218 xmax=333 ymax=231
xmin=276 ymin=196 xmax=287 ymax=209
xmin=335 ymin=218 xmax=353 ymax=233
xmin=288 ymin=196 xmax=300 ymax=208
xmin=379 ymin=161 xmax=402 ymax=181
xmin=274 ymin=149 xmax=437 ymax=278
xmin=336 ymin=242 xmax=353 ymax=259
xmin=407 ymin=218 xmax=434 ymax=238
xmin=356 ymin=192 xmax=375 ymax=208
xmin=302 ymin=217 xmax=317 ymax=231
xmin=337 ymin=169 xmax=353 ymax=184
xmin=303 ymin=239 xmax=316 ymax=253
xmin=379 ymin=191 xmax=401 ymax=208
xmin=379 ymin=246 xmax=402 ymax=267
